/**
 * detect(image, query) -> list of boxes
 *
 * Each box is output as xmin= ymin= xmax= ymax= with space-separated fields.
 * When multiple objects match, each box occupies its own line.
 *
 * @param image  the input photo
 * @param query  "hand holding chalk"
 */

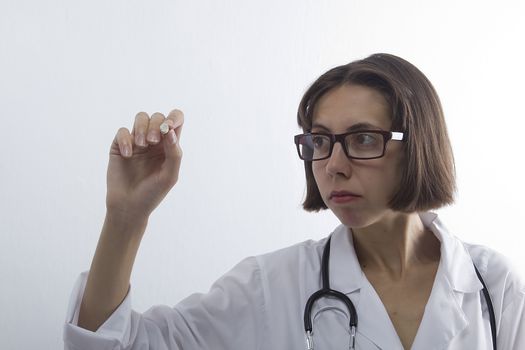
xmin=106 ymin=109 xmax=184 ymax=224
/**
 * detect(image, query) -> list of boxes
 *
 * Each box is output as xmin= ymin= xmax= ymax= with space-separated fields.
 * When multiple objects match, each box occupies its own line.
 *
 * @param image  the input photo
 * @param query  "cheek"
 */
xmin=373 ymin=154 xmax=404 ymax=196
xmin=311 ymin=162 xmax=326 ymax=184
xmin=356 ymin=160 xmax=399 ymax=198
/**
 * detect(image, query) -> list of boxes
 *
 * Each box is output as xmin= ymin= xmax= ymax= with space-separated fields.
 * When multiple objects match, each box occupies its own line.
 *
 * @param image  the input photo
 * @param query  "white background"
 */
xmin=1 ymin=0 xmax=524 ymax=348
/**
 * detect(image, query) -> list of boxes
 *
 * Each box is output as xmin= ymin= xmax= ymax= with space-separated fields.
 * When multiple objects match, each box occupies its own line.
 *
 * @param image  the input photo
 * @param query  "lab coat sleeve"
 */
xmin=498 ymin=290 xmax=525 ymax=350
xmin=486 ymin=248 xmax=525 ymax=350
xmin=63 ymin=256 xmax=267 ymax=350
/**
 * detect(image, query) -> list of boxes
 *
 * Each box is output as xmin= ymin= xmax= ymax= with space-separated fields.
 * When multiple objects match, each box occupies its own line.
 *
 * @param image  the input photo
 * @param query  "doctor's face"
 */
xmin=311 ymin=84 xmax=405 ymax=228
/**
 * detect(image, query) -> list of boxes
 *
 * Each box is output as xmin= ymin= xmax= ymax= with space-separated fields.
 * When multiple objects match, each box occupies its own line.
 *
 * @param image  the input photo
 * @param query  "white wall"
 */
xmin=1 ymin=0 xmax=524 ymax=348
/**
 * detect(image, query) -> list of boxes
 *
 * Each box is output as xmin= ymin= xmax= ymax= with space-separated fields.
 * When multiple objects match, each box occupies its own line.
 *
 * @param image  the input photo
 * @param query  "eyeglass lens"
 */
xmin=299 ymin=132 xmax=385 ymax=160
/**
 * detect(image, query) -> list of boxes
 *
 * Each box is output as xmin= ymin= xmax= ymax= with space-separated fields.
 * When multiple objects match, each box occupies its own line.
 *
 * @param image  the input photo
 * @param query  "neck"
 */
xmin=351 ymin=211 xmax=440 ymax=280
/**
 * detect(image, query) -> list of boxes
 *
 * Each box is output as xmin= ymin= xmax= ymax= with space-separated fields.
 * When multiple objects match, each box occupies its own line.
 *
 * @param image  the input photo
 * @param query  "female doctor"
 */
xmin=63 ymin=53 xmax=525 ymax=349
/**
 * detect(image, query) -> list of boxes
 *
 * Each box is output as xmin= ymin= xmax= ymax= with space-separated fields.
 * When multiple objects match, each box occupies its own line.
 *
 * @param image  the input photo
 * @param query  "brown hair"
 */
xmin=297 ymin=53 xmax=456 ymax=212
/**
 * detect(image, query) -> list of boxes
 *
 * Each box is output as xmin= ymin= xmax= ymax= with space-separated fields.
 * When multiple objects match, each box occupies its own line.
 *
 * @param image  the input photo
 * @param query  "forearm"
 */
xmin=77 ymin=213 xmax=148 ymax=332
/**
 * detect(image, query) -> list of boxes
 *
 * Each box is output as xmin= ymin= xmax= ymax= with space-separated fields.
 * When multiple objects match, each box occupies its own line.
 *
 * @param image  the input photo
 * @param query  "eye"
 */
xmin=312 ymin=135 xmax=327 ymax=148
xmin=354 ymin=133 xmax=378 ymax=146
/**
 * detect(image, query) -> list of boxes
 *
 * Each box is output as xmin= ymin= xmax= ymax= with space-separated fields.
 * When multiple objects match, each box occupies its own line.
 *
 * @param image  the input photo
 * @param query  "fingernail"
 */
xmin=171 ymin=131 xmax=178 ymax=144
xmin=123 ymin=146 xmax=131 ymax=157
xmin=136 ymin=134 xmax=146 ymax=147
xmin=148 ymin=132 xmax=159 ymax=143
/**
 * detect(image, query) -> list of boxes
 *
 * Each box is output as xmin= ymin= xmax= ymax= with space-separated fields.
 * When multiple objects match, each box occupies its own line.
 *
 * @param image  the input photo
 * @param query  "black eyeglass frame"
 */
xmin=294 ymin=130 xmax=405 ymax=161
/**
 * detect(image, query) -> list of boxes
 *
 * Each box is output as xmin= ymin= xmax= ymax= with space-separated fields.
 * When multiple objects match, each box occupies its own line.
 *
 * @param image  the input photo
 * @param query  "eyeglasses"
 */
xmin=294 ymin=130 xmax=404 ymax=161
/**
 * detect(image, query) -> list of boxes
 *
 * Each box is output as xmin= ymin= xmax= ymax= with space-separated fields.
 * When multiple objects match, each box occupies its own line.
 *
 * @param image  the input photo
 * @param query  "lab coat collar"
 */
xmin=328 ymin=211 xmax=483 ymax=294
xmin=327 ymin=211 xmax=484 ymax=349
xmin=419 ymin=211 xmax=483 ymax=293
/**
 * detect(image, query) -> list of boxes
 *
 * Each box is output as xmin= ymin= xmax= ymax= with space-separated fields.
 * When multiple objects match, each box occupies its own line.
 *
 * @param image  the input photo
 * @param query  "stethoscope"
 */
xmin=303 ymin=236 xmax=497 ymax=350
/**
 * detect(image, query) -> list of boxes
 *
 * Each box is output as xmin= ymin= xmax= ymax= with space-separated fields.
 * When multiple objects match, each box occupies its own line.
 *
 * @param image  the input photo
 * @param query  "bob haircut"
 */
xmin=297 ymin=53 xmax=456 ymax=213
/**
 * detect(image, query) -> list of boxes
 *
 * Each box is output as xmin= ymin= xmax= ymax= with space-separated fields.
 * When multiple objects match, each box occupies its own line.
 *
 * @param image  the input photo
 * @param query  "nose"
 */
xmin=326 ymin=142 xmax=352 ymax=178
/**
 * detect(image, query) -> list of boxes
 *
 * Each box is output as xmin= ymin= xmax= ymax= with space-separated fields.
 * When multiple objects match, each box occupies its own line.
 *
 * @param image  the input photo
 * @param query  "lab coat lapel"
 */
xmin=330 ymin=226 xmax=405 ymax=349
xmin=329 ymin=224 xmax=363 ymax=294
xmin=409 ymin=257 xmax=469 ymax=350
xmin=356 ymin=279 xmax=406 ymax=349
xmin=410 ymin=212 xmax=483 ymax=350
xmin=328 ymin=213 xmax=484 ymax=350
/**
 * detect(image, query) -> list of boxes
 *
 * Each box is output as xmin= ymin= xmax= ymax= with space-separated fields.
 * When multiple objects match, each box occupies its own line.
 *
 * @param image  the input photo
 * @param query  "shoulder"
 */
xmin=254 ymin=235 xmax=328 ymax=273
xmin=218 ymin=233 xmax=329 ymax=287
xmin=464 ymin=242 xmax=525 ymax=309
xmin=218 ymin=229 xmax=333 ymax=292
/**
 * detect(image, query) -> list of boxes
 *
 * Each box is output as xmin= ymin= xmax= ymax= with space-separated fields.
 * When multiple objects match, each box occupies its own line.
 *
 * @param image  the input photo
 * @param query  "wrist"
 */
xmin=103 ymin=211 xmax=149 ymax=240
xmin=105 ymin=209 xmax=149 ymax=226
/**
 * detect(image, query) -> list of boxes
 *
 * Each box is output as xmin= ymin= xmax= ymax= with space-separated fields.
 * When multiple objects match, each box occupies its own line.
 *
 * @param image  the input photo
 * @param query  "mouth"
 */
xmin=329 ymin=190 xmax=362 ymax=199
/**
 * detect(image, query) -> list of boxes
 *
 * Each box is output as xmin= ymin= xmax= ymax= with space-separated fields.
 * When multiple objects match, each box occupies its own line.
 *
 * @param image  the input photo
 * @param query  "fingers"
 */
xmin=114 ymin=110 xmax=184 ymax=163
xmin=131 ymin=111 xmax=169 ymax=149
xmin=132 ymin=112 xmax=150 ymax=148
xmin=160 ymin=110 xmax=184 ymax=185
xmin=112 ymin=127 xmax=133 ymax=158
xmin=165 ymin=109 xmax=184 ymax=142
xmin=158 ymin=109 xmax=184 ymax=149
xmin=147 ymin=112 xmax=167 ymax=145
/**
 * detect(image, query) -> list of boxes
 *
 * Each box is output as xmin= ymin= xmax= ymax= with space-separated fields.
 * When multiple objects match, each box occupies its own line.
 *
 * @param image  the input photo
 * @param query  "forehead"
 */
xmin=312 ymin=84 xmax=391 ymax=131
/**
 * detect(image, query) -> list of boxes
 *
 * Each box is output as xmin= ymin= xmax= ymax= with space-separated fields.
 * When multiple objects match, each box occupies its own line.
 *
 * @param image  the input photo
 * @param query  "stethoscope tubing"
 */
xmin=303 ymin=235 xmax=497 ymax=350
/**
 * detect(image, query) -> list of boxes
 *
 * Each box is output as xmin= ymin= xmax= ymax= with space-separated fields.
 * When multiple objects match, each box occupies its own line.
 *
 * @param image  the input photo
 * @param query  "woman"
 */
xmin=63 ymin=54 xmax=524 ymax=349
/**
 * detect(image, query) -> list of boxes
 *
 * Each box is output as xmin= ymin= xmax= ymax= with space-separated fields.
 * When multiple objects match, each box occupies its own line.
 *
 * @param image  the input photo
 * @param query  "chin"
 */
xmin=332 ymin=206 xmax=393 ymax=229
xmin=331 ymin=208 xmax=370 ymax=228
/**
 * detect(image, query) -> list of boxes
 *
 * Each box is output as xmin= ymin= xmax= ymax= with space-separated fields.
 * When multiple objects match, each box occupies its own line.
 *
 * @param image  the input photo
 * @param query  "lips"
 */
xmin=329 ymin=190 xmax=361 ymax=199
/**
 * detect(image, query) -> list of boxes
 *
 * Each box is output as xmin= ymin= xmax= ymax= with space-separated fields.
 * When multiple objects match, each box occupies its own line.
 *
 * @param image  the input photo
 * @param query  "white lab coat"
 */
xmin=63 ymin=212 xmax=525 ymax=349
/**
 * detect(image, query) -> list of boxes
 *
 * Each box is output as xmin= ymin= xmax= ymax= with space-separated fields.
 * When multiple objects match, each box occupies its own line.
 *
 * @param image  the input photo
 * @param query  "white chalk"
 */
xmin=160 ymin=122 xmax=170 ymax=135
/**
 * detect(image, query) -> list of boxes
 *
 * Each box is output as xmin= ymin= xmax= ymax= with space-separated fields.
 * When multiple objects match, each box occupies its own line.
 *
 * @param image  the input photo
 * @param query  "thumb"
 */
xmin=160 ymin=127 xmax=183 ymax=184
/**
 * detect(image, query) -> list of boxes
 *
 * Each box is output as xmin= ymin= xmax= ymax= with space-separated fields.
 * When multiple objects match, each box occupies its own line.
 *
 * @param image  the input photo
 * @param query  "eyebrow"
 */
xmin=311 ymin=122 xmax=383 ymax=133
